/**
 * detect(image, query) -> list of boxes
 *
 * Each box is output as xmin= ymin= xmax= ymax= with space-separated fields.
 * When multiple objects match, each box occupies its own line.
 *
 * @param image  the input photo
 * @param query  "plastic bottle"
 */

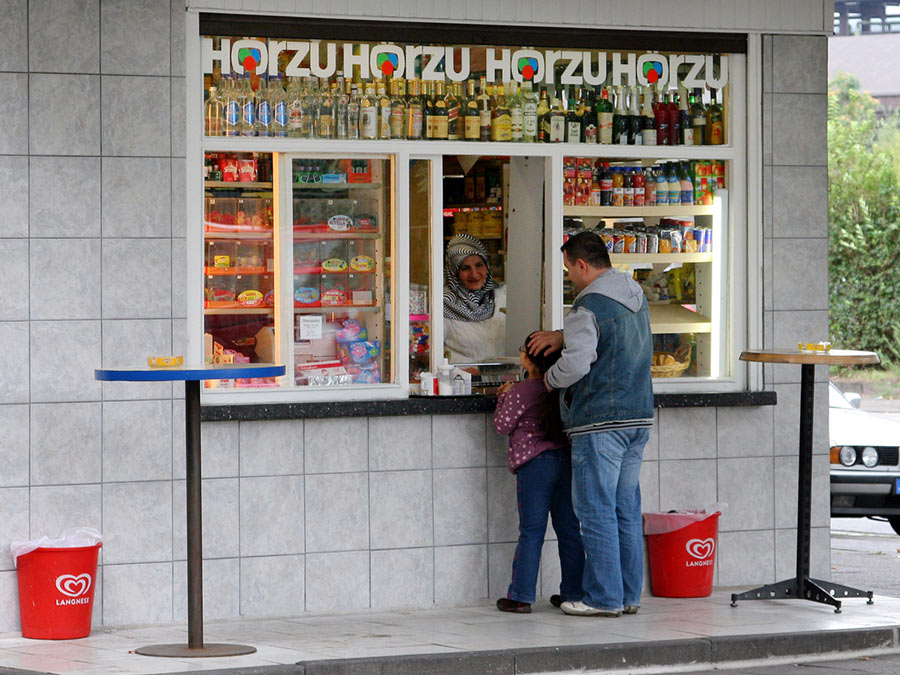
xmin=611 ymin=166 xmax=624 ymax=206
xmin=633 ymin=166 xmax=645 ymax=207
xmin=655 ymin=167 xmax=668 ymax=205
xmin=645 ymin=167 xmax=656 ymax=206
xmin=599 ymin=162 xmax=612 ymax=206
xmin=679 ymin=161 xmax=694 ymax=205
xmin=438 ymin=359 xmax=454 ymax=395
xmin=623 ymin=167 xmax=634 ymax=207
xmin=667 ymin=162 xmax=681 ymax=205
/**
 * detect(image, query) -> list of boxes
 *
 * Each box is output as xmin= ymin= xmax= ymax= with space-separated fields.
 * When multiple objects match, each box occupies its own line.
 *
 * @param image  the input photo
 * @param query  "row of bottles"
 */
xmin=204 ymin=75 xmax=725 ymax=145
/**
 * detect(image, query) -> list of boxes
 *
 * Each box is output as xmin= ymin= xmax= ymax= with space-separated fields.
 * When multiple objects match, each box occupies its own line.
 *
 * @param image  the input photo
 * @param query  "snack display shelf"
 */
xmin=610 ymin=252 xmax=712 ymax=264
xmin=205 ymin=267 xmax=270 ymax=275
xmin=294 ymin=305 xmax=381 ymax=314
xmin=294 ymin=182 xmax=383 ymax=191
xmin=203 ymin=230 xmax=273 ymax=240
xmin=204 ymin=307 xmax=273 ymax=315
xmin=561 ymin=302 xmax=712 ymax=334
xmin=293 ymin=231 xmax=381 ymax=239
xmin=564 ymin=205 xmax=715 ymax=218
xmin=205 ymin=181 xmax=273 ymax=189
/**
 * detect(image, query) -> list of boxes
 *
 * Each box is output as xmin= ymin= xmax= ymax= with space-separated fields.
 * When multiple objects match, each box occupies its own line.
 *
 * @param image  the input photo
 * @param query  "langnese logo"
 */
xmin=55 ymin=573 xmax=93 ymax=606
xmin=685 ymin=538 xmax=715 ymax=567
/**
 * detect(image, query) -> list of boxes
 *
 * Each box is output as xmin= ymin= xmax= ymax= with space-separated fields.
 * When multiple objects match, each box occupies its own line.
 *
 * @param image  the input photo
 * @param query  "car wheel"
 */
xmin=889 ymin=517 xmax=900 ymax=536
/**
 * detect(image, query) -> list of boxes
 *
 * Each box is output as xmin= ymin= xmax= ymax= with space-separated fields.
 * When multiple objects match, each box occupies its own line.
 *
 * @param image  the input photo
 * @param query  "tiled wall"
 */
xmin=0 ymin=1 xmax=830 ymax=631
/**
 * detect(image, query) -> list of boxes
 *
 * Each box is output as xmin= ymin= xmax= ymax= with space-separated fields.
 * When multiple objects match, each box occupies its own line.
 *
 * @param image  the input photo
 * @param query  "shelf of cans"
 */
xmin=203 ymin=72 xmax=726 ymax=145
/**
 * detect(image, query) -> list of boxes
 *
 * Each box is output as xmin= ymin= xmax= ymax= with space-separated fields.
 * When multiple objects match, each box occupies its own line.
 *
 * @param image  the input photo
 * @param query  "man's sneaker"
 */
xmin=560 ymin=601 xmax=621 ymax=617
xmin=549 ymin=595 xmax=562 ymax=608
xmin=623 ymin=605 xmax=639 ymax=615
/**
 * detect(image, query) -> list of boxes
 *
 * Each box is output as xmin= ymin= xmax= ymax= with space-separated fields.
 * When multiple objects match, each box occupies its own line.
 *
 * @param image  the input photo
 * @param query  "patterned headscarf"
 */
xmin=443 ymin=233 xmax=500 ymax=322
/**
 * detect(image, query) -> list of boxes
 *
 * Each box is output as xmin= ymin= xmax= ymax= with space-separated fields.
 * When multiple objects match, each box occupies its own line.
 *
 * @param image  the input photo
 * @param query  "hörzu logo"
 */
xmin=685 ymin=538 xmax=715 ymax=567
xmin=55 ymin=573 xmax=92 ymax=605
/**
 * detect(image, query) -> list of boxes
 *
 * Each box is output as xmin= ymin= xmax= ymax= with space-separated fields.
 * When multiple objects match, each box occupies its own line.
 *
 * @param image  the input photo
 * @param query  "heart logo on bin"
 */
xmin=685 ymin=538 xmax=715 ymax=560
xmin=56 ymin=573 xmax=92 ymax=598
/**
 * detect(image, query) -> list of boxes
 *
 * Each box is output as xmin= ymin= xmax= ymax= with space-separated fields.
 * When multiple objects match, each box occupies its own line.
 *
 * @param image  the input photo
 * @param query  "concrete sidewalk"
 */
xmin=0 ymin=591 xmax=899 ymax=674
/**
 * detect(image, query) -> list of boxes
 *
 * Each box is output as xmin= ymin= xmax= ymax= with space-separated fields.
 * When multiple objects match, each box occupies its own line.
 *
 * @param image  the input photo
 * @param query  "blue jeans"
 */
xmin=571 ymin=428 xmax=649 ymax=611
xmin=507 ymin=448 xmax=585 ymax=604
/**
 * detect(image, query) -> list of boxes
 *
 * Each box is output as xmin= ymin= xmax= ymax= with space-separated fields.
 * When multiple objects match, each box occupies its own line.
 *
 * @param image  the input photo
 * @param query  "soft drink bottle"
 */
xmin=271 ymin=77 xmax=289 ymax=137
xmin=667 ymin=162 xmax=681 ymax=205
xmin=655 ymin=166 xmax=668 ymax=204
xmin=222 ymin=77 xmax=240 ymax=137
xmin=256 ymin=79 xmax=273 ymax=137
xmin=633 ymin=166 xmax=645 ymax=207
xmin=679 ymin=162 xmax=694 ymax=205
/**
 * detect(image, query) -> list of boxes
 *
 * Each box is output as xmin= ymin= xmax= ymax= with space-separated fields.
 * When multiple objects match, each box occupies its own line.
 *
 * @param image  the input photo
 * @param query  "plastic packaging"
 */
xmin=642 ymin=502 xmax=726 ymax=535
xmin=420 ymin=372 xmax=436 ymax=395
xmin=437 ymin=358 xmax=454 ymax=395
xmin=10 ymin=528 xmax=103 ymax=567
xmin=451 ymin=367 xmax=472 ymax=395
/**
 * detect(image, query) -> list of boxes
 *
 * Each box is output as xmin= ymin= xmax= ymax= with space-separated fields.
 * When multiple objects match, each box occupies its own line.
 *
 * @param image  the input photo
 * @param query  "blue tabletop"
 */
xmin=95 ymin=363 xmax=285 ymax=382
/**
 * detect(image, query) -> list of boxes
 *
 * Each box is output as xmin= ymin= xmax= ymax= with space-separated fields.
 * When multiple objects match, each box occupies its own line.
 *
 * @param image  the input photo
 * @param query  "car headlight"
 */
xmin=839 ymin=446 xmax=857 ymax=467
xmin=861 ymin=446 xmax=879 ymax=468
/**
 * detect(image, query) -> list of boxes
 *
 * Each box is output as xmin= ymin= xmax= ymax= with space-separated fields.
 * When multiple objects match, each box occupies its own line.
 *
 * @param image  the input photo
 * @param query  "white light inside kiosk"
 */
xmin=710 ymin=192 xmax=724 ymax=379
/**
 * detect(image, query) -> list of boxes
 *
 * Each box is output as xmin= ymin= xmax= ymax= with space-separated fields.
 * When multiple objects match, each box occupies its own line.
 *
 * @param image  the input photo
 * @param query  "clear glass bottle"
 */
xmin=205 ymin=85 xmax=222 ymax=136
xmin=389 ymin=78 xmax=407 ymax=139
xmin=691 ymin=88 xmax=707 ymax=146
xmin=640 ymin=85 xmax=656 ymax=146
xmin=359 ymin=81 xmax=377 ymax=140
xmin=255 ymin=78 xmax=273 ymax=137
xmin=222 ymin=77 xmax=240 ymax=137
xmin=300 ymin=76 xmax=317 ymax=139
xmin=376 ymin=79 xmax=391 ymax=140
xmin=477 ymin=76 xmax=492 ymax=142
xmin=316 ymin=78 xmax=334 ymax=139
xmin=509 ymin=81 xmax=524 ymax=142
xmin=406 ymin=78 xmax=424 ymax=140
xmin=271 ymin=77 xmax=288 ymax=137
xmin=334 ymin=76 xmax=349 ymax=139
xmin=239 ymin=73 xmax=257 ymax=137
xmin=491 ymin=84 xmax=512 ymax=142
xmin=521 ymin=80 xmax=538 ymax=142
xmin=548 ymin=96 xmax=565 ymax=143
xmin=346 ymin=80 xmax=360 ymax=140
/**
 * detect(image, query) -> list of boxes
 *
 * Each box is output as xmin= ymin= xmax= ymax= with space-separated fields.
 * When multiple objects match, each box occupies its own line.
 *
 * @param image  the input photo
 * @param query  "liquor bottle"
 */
xmin=612 ymin=86 xmax=628 ymax=145
xmin=286 ymin=76 xmax=302 ymax=137
xmin=706 ymin=87 xmax=724 ymax=145
xmin=316 ymin=78 xmax=334 ymax=138
xmin=581 ymin=88 xmax=598 ymax=144
xmin=667 ymin=88 xmax=680 ymax=145
xmin=536 ymin=87 xmax=551 ymax=142
xmin=509 ymin=81 xmax=524 ymax=142
xmin=222 ymin=77 xmax=240 ymax=137
xmin=300 ymin=76 xmax=317 ymax=139
xmin=477 ymin=76 xmax=492 ymax=142
xmin=205 ymin=85 xmax=222 ymax=136
xmin=376 ymin=79 xmax=391 ymax=139
xmin=491 ymin=84 xmax=512 ymax=141
xmin=406 ymin=78 xmax=424 ymax=140
xmin=334 ymin=76 xmax=348 ymax=139
xmin=360 ymin=81 xmax=377 ymax=140
xmin=565 ymin=89 xmax=581 ymax=143
xmin=654 ymin=84 xmax=669 ymax=145
xmin=346 ymin=80 xmax=360 ymax=140
xmin=678 ymin=85 xmax=693 ymax=145
xmin=548 ymin=96 xmax=565 ymax=143
xmin=521 ymin=80 xmax=538 ymax=142
xmin=640 ymin=85 xmax=656 ymax=145
xmin=256 ymin=79 xmax=273 ymax=137
xmin=628 ymin=86 xmax=642 ymax=145
xmin=690 ymin=88 xmax=706 ymax=146
xmin=463 ymin=79 xmax=480 ymax=141
xmin=271 ymin=77 xmax=289 ymax=137
xmin=597 ymin=87 xmax=614 ymax=144
xmin=432 ymin=81 xmax=449 ymax=140
xmin=423 ymin=81 xmax=435 ymax=140
xmin=239 ymin=74 xmax=257 ymax=136
xmin=389 ymin=78 xmax=407 ymax=139
xmin=446 ymin=82 xmax=461 ymax=141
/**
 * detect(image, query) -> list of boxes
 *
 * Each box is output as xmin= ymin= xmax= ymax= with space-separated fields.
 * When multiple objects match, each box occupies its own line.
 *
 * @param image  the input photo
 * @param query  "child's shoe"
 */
xmin=496 ymin=598 xmax=531 ymax=613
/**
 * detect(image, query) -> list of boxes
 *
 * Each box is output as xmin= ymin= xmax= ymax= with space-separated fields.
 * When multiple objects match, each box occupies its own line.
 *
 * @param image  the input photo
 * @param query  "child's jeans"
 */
xmin=507 ymin=448 xmax=585 ymax=604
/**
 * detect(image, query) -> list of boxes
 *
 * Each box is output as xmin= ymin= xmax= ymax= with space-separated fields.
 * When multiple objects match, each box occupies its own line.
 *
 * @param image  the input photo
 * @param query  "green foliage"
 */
xmin=828 ymin=73 xmax=900 ymax=366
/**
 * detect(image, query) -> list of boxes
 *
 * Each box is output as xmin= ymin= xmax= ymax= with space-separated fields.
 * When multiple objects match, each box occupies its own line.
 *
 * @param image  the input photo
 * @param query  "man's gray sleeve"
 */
xmin=544 ymin=307 xmax=599 ymax=390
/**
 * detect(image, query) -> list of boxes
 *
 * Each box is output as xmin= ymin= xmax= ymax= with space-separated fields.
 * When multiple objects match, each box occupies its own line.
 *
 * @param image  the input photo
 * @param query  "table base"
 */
xmin=135 ymin=643 xmax=257 ymax=658
xmin=730 ymin=576 xmax=873 ymax=613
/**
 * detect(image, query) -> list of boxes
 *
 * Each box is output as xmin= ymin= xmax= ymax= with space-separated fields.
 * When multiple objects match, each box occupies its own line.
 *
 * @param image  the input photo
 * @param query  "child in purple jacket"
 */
xmin=493 ymin=332 xmax=585 ymax=613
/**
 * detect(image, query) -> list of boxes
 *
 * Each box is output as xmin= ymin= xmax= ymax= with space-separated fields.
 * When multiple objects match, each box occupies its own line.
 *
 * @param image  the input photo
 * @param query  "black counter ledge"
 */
xmin=201 ymin=391 xmax=776 ymax=422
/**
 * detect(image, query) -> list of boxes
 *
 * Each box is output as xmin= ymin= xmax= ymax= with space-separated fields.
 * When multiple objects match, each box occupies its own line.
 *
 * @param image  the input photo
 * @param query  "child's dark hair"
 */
xmin=523 ymin=331 xmax=567 ymax=443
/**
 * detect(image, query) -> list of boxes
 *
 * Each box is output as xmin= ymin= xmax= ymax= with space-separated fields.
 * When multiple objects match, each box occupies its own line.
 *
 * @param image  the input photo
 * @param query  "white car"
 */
xmin=830 ymin=382 xmax=900 ymax=534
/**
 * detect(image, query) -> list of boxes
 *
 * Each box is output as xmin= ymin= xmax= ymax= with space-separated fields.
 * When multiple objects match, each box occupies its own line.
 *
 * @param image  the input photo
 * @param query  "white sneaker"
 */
xmin=560 ymin=601 xmax=621 ymax=617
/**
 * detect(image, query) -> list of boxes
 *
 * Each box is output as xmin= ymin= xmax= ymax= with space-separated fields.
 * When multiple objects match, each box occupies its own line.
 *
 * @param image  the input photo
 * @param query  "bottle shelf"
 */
xmin=610 ymin=252 xmax=712 ymax=264
xmin=564 ymin=205 xmax=715 ymax=218
xmin=205 ymin=181 xmax=273 ymax=189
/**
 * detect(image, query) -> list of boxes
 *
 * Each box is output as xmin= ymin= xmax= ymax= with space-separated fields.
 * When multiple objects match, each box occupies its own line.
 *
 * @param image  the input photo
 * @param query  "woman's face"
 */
xmin=457 ymin=255 xmax=488 ymax=291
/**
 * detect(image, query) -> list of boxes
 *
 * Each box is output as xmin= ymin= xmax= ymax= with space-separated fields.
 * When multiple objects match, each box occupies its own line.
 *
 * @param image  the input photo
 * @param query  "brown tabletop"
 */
xmin=740 ymin=349 xmax=879 ymax=367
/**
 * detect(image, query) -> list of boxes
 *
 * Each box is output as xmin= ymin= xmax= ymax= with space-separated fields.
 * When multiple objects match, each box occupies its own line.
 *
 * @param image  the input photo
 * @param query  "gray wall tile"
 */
xmin=29 ymin=157 xmax=101 ymax=237
xmin=171 ymin=158 xmax=186 ymax=237
xmin=241 ymin=554 xmax=304 ymax=617
xmin=173 ymin=478 xmax=239 ymax=559
xmin=0 ymin=571 xmax=18 ymax=631
xmin=0 ymin=240 xmax=29 ymax=320
xmin=434 ymin=544 xmax=487 ymax=605
xmin=102 ymin=400 xmax=172 ymax=482
xmin=30 ymin=320 xmax=101 ymax=402
xmin=773 ymin=382 xmax=829 ymax=456
xmin=640 ymin=459 xmax=660 ymax=512
xmin=0 ymin=0 xmax=27 ymax=71
xmin=306 ymin=551 xmax=369 ymax=612
xmin=29 ymin=0 xmax=99 ymax=73
xmin=239 ymin=419 xmax=303 ymax=476
xmin=31 ymin=402 xmax=101 ymax=485
xmin=103 ymin=562 xmax=172 ymax=626
xmin=658 ymin=407 xmax=717 ymax=460
xmin=30 ymin=239 xmax=101 ymax=319
xmin=718 ymin=457 xmax=774 ymax=531
xmin=775 ymin=526 xmax=831 ymax=580
xmin=101 ymin=158 xmax=171 ymax=237
xmin=369 ymin=415 xmax=431 ymax=471
xmin=772 ymin=239 xmax=828 ymax=311
xmin=0 ymin=406 xmax=29 ymax=488
xmin=101 ymin=0 xmax=170 ymax=76
xmin=0 ymin=74 xmax=28 ymax=154
xmin=716 ymin=405 xmax=774 ymax=457
xmin=171 ymin=238 xmax=186 ymax=319
xmin=0 ymin=488 xmax=29 ymax=572
xmin=172 ymin=77 xmax=186 ymax=157
xmin=762 ymin=93 xmax=773 ymax=166
xmin=101 ymin=75 xmax=171 ymax=156
xmin=771 ymin=166 xmax=827 ymax=238
xmin=29 ymin=75 xmax=100 ymax=156
xmin=434 ymin=468 xmax=487 ymax=546
xmin=771 ymin=312 xmax=829 ymax=378
xmin=761 ymin=35 xmax=773 ymax=94
xmin=305 ymin=472 xmax=367 ymax=552
xmin=196 ymin=420 xmax=239 ymax=478
xmin=772 ymin=35 xmax=827 ymax=94
xmin=659 ymin=459 xmax=717 ymax=511
xmin=0 ymin=323 xmax=29 ymax=403
xmin=304 ymin=417 xmax=367 ymax=473
xmin=539 ymin=539 xmax=563 ymax=601
xmin=644 ymin=412 xmax=659 ymax=461
xmin=174 ymin=557 xmax=239 ymax=621
xmin=433 ymin=413 xmax=485 ymax=468
xmin=102 ymin=481 xmax=172 ymax=563
xmin=369 ymin=470 xmax=433 ymax=549
xmin=0 ymin=157 xmax=29 ymax=237
xmin=773 ymin=454 xmax=831 ymax=530
xmin=487 ymin=466 xmax=517 ymax=543
xmin=717 ymin=529 xmax=774 ymax=586
xmin=101 ymin=239 xmax=172 ymax=319
xmin=371 ymin=548 xmax=433 ymax=608
xmin=488 ymin=541 xmax=516 ymax=599
xmin=762 ymin=166 xmax=772 ymax=239
xmin=486 ymin=421 xmax=507 ymax=468
xmin=30 ymin=484 xmax=102 ymax=539
xmin=771 ymin=93 xmax=826 ymax=166
xmin=171 ymin=0 xmax=186 ymax=77
xmin=100 ymin=319 xmax=173 ymax=400
xmin=241 ymin=475 xmax=304 ymax=556
xmin=762 ymin=238 xmax=773 ymax=311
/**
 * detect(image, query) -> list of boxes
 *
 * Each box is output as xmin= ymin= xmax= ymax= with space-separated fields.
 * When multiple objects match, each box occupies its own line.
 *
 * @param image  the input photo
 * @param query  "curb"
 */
xmin=150 ymin=625 xmax=900 ymax=675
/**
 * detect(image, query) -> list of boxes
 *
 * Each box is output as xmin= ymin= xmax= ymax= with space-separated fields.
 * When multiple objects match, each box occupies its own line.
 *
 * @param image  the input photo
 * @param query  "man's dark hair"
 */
xmin=560 ymin=230 xmax=611 ymax=269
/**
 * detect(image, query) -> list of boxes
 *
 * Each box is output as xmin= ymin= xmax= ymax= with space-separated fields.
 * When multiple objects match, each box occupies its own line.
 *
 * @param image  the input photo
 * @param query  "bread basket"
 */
xmin=650 ymin=344 xmax=691 ymax=378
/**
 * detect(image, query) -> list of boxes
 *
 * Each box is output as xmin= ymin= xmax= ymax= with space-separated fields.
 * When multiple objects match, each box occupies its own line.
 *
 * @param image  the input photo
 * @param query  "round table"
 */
xmin=731 ymin=349 xmax=878 ymax=613
xmin=95 ymin=364 xmax=285 ymax=657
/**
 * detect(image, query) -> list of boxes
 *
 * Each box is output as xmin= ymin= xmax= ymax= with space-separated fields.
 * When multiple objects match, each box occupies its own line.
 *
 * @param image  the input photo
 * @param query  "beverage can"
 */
xmin=624 ymin=234 xmax=636 ymax=253
xmin=611 ymin=233 xmax=625 ymax=253
xmin=636 ymin=233 xmax=648 ymax=253
xmin=646 ymin=233 xmax=659 ymax=253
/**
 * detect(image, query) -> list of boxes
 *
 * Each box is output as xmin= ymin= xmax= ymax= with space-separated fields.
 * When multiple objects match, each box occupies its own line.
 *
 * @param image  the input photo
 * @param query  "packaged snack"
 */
xmin=669 ymin=230 xmax=683 ymax=253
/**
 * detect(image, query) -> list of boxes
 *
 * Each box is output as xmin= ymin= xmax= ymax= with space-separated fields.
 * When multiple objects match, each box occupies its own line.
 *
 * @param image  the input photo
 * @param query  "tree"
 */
xmin=828 ymin=73 xmax=900 ymax=366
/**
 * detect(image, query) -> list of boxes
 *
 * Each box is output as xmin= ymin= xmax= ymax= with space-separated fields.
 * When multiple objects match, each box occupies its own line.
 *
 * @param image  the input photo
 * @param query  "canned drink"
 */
xmin=636 ymin=233 xmax=648 ymax=253
xmin=612 ymin=233 xmax=625 ymax=253
xmin=600 ymin=232 xmax=614 ymax=251
xmin=624 ymin=234 xmax=636 ymax=253
xmin=696 ymin=227 xmax=713 ymax=252
xmin=646 ymin=233 xmax=659 ymax=253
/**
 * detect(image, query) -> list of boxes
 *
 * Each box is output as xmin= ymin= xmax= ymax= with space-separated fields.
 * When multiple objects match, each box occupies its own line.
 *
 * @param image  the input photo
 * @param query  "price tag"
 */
xmin=299 ymin=315 xmax=323 ymax=340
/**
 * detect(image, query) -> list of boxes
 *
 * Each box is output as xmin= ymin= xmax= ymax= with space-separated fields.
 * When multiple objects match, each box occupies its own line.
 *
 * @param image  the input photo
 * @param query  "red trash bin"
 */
xmin=644 ymin=511 xmax=720 ymax=598
xmin=16 ymin=543 xmax=102 ymax=639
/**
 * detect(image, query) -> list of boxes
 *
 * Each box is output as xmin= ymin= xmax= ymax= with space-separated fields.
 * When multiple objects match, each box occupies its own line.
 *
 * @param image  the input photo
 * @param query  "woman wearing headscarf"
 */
xmin=443 ymin=233 xmax=506 ymax=362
